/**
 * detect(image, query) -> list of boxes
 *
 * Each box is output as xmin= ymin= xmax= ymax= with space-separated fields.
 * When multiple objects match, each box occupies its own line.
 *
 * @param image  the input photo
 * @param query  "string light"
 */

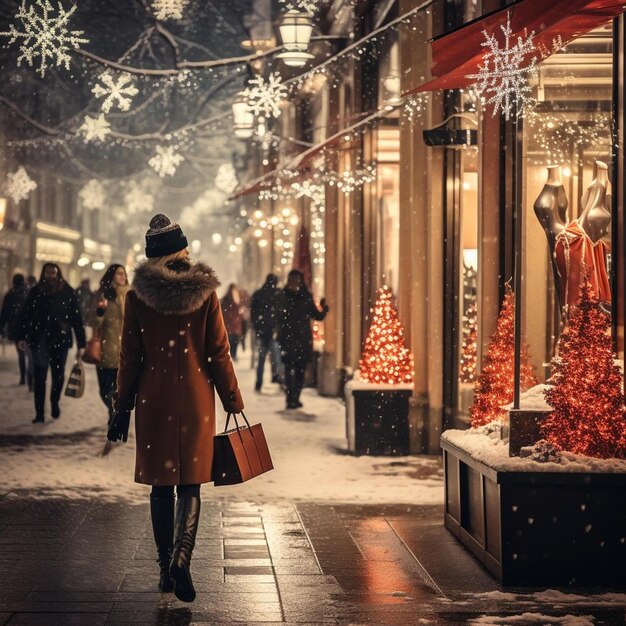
xmin=470 ymin=285 xmax=538 ymax=427
xmin=358 ymin=285 xmax=414 ymax=385
xmin=542 ymin=275 xmax=626 ymax=459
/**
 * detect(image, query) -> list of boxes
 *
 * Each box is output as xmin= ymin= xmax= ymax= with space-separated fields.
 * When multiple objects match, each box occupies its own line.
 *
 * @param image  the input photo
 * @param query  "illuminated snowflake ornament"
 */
xmin=243 ymin=72 xmax=288 ymax=119
xmin=124 ymin=185 xmax=154 ymax=215
xmin=403 ymin=93 xmax=428 ymax=122
xmin=214 ymin=163 xmax=238 ymax=194
xmin=79 ymin=179 xmax=106 ymax=210
xmin=149 ymin=145 xmax=184 ymax=177
xmin=151 ymin=0 xmax=189 ymax=20
xmin=0 ymin=0 xmax=89 ymax=77
xmin=79 ymin=114 xmax=111 ymax=142
xmin=466 ymin=13 xmax=537 ymax=120
xmin=291 ymin=181 xmax=324 ymax=205
xmin=5 ymin=167 xmax=37 ymax=203
xmin=92 ymin=72 xmax=138 ymax=113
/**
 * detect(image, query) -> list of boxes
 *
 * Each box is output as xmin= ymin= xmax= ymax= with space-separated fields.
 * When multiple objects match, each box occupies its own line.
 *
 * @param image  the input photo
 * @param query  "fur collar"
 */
xmin=132 ymin=261 xmax=220 ymax=315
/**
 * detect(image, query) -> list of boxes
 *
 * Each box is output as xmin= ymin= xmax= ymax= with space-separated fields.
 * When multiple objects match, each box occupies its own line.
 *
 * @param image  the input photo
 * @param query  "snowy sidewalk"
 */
xmin=0 ymin=351 xmax=443 ymax=504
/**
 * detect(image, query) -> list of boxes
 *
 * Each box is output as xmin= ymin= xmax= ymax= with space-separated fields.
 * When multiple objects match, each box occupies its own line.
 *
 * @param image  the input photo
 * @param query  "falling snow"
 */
xmin=466 ymin=12 xmax=537 ymax=120
xmin=149 ymin=145 xmax=184 ymax=177
xmin=0 ymin=0 xmax=89 ymax=77
xmin=5 ymin=166 xmax=37 ymax=203
xmin=79 ymin=179 xmax=106 ymax=210
xmin=151 ymin=0 xmax=189 ymax=21
xmin=91 ymin=71 xmax=139 ymax=113
xmin=278 ymin=0 xmax=327 ymax=13
xmin=124 ymin=184 xmax=154 ymax=215
xmin=79 ymin=113 xmax=111 ymax=142
xmin=243 ymin=72 xmax=288 ymax=119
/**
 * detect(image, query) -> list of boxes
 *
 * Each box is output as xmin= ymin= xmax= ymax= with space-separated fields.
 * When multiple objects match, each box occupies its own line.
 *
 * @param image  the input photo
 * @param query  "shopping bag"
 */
xmin=212 ymin=412 xmax=273 ymax=486
xmin=82 ymin=330 xmax=102 ymax=365
xmin=64 ymin=359 xmax=85 ymax=398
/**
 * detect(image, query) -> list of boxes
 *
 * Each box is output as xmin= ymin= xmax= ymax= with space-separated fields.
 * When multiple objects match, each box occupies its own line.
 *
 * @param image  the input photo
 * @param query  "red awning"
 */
xmin=406 ymin=0 xmax=626 ymax=95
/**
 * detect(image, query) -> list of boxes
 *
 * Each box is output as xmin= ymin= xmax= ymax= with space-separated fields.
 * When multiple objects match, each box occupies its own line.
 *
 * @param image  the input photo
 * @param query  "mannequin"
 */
xmin=533 ymin=165 xmax=568 ymax=310
xmin=554 ymin=160 xmax=611 ymax=311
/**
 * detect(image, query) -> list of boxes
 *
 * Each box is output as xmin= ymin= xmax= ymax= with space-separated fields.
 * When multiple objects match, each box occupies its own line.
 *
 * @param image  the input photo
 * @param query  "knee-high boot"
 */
xmin=150 ymin=494 xmax=175 ymax=593
xmin=169 ymin=495 xmax=200 ymax=602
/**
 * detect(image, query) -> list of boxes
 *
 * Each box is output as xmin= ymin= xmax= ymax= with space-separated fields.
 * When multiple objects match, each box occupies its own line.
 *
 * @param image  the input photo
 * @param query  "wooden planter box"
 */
xmin=441 ymin=436 xmax=626 ymax=586
xmin=345 ymin=378 xmax=412 ymax=455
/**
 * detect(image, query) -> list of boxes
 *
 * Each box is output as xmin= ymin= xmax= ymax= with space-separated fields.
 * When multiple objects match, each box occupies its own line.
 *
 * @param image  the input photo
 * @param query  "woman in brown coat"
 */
xmin=106 ymin=214 xmax=244 ymax=603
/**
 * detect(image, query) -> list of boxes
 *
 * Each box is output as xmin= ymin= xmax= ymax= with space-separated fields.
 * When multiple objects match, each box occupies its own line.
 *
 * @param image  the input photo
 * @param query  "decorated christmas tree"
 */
xmin=542 ymin=275 xmax=626 ymax=459
xmin=459 ymin=303 xmax=478 ymax=384
xmin=470 ymin=285 xmax=538 ymax=427
xmin=359 ymin=286 xmax=414 ymax=385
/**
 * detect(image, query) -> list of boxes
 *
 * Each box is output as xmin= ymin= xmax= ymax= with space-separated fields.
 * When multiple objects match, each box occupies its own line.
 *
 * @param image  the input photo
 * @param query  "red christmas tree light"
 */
xmin=542 ymin=274 xmax=626 ymax=459
xmin=359 ymin=285 xmax=414 ymax=385
xmin=460 ymin=303 xmax=478 ymax=384
xmin=470 ymin=285 xmax=538 ymax=427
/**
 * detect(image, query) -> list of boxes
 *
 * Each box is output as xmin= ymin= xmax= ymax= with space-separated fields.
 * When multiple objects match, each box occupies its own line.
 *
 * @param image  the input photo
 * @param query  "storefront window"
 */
xmin=522 ymin=24 xmax=614 ymax=378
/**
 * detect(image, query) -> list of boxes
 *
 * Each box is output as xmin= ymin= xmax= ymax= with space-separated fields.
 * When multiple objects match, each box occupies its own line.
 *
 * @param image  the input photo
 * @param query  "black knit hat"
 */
xmin=145 ymin=214 xmax=188 ymax=258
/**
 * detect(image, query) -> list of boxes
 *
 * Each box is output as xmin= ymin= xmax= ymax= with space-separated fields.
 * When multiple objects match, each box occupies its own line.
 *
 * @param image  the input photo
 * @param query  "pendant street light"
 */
xmin=277 ymin=11 xmax=314 ymax=67
xmin=232 ymin=92 xmax=255 ymax=139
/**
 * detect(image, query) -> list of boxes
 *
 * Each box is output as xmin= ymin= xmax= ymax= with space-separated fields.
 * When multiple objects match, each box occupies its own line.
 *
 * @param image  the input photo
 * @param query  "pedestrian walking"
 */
xmin=250 ymin=273 xmax=282 ymax=392
xmin=89 ymin=264 xmax=130 ymax=424
xmin=17 ymin=263 xmax=86 ymax=423
xmin=278 ymin=269 xmax=328 ymax=410
xmin=239 ymin=288 xmax=251 ymax=352
xmin=76 ymin=278 xmax=93 ymax=324
xmin=0 ymin=273 xmax=31 ymax=388
xmin=106 ymin=214 xmax=244 ymax=603
xmin=220 ymin=284 xmax=244 ymax=361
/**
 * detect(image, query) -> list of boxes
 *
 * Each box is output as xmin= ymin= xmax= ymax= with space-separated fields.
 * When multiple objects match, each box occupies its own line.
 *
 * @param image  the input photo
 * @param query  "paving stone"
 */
xmin=8 ymin=613 xmax=109 ymax=625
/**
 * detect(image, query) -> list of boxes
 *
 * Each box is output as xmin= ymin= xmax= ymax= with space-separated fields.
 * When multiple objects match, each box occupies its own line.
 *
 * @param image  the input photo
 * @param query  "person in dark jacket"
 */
xmin=220 ymin=284 xmax=244 ymax=361
xmin=278 ymin=270 xmax=328 ymax=409
xmin=0 ymin=273 xmax=30 ymax=387
xmin=251 ymin=273 xmax=282 ymax=392
xmin=76 ymin=278 xmax=93 ymax=325
xmin=18 ymin=263 xmax=86 ymax=423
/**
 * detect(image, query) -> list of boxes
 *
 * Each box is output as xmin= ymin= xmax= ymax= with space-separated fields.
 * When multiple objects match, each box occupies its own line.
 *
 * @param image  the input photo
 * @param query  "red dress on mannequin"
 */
xmin=554 ymin=220 xmax=611 ymax=309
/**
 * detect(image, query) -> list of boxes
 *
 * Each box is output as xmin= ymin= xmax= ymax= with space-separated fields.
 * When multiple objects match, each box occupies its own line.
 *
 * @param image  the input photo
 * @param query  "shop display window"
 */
xmin=522 ymin=24 xmax=614 ymax=378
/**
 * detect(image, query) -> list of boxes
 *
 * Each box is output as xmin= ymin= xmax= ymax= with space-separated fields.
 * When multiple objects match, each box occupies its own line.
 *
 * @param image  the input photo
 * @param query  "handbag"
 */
xmin=212 ymin=412 xmax=273 ymax=486
xmin=82 ymin=329 xmax=102 ymax=365
xmin=64 ymin=359 xmax=85 ymax=398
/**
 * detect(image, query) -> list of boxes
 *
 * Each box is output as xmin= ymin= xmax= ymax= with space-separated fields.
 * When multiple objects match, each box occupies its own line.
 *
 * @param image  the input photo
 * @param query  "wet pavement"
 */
xmin=1 ymin=496 xmax=625 ymax=625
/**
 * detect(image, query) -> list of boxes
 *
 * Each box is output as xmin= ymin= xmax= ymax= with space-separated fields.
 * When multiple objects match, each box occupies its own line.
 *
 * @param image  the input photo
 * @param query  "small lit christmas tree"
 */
xmin=542 ymin=275 xmax=626 ymax=459
xmin=470 ymin=285 xmax=538 ymax=427
xmin=359 ymin=286 xmax=413 ymax=385
xmin=460 ymin=303 xmax=478 ymax=384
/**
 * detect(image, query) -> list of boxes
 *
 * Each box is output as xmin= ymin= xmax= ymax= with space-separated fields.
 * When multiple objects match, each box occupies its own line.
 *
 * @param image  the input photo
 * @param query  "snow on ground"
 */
xmin=442 ymin=429 xmax=626 ymax=473
xmin=467 ymin=614 xmax=595 ymax=625
xmin=0 ymin=351 xmax=443 ymax=504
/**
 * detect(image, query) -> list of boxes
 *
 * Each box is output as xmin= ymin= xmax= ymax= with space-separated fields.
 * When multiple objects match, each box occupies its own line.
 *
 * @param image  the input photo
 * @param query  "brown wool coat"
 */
xmin=114 ymin=261 xmax=244 ymax=486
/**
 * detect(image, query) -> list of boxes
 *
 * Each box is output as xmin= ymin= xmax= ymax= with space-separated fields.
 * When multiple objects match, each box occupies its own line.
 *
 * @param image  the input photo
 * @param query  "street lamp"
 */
xmin=232 ymin=93 xmax=255 ymax=139
xmin=277 ymin=11 xmax=314 ymax=67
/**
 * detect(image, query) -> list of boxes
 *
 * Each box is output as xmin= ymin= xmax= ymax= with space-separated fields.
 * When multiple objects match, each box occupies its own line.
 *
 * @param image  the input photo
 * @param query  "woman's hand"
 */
xmin=107 ymin=410 xmax=131 ymax=443
xmin=97 ymin=297 xmax=108 ymax=309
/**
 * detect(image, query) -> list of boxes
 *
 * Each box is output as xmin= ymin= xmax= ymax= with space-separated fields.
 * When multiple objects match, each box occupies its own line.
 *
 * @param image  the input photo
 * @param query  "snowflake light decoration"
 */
xmin=149 ymin=145 xmax=184 ymax=177
xmin=79 ymin=179 xmax=106 ymax=211
xmin=326 ymin=163 xmax=377 ymax=195
xmin=466 ymin=13 xmax=537 ymax=120
xmin=243 ymin=72 xmax=288 ymax=119
xmin=124 ymin=185 xmax=154 ymax=215
xmin=214 ymin=163 xmax=238 ymax=194
xmin=0 ymin=0 xmax=89 ymax=78
xmin=5 ymin=167 xmax=37 ymax=203
xmin=151 ymin=0 xmax=189 ymax=20
xmin=79 ymin=114 xmax=111 ymax=142
xmin=291 ymin=181 xmax=324 ymax=205
xmin=92 ymin=72 xmax=138 ymax=113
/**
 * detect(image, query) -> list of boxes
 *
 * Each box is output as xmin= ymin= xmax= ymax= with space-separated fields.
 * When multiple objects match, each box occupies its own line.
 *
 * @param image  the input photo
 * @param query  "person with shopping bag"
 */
xmin=17 ymin=263 xmax=85 ymax=423
xmin=105 ymin=214 xmax=244 ymax=603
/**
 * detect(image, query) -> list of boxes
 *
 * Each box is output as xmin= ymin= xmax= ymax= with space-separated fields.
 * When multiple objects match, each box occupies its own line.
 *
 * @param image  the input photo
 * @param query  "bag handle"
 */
xmin=223 ymin=411 xmax=251 ymax=433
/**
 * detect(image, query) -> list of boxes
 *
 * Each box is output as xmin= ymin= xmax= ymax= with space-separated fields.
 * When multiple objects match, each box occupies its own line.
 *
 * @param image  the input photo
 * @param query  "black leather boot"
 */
xmin=169 ymin=495 xmax=200 ymax=602
xmin=150 ymin=495 xmax=175 ymax=593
